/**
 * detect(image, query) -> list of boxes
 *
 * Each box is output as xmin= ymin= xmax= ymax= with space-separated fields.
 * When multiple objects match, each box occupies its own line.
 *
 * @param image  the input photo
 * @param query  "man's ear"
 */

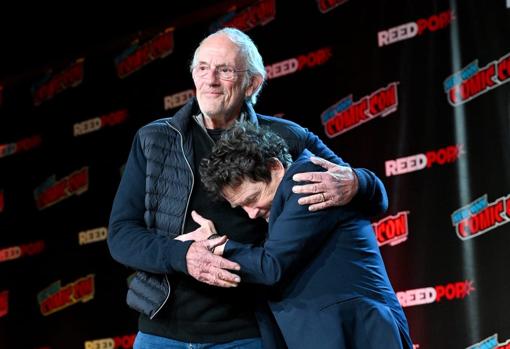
xmin=268 ymin=158 xmax=284 ymax=171
xmin=268 ymin=158 xmax=285 ymax=181
xmin=245 ymin=74 xmax=263 ymax=98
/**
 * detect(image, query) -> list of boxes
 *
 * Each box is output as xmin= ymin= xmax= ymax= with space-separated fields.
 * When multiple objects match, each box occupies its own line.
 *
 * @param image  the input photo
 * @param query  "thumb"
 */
xmin=206 ymin=236 xmax=228 ymax=249
xmin=191 ymin=210 xmax=206 ymax=225
xmin=310 ymin=156 xmax=335 ymax=170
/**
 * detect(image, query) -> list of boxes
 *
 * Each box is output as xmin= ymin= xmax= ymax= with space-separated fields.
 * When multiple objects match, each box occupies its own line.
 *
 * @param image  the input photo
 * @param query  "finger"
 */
xmin=191 ymin=210 xmax=207 ymax=225
xmin=307 ymin=200 xmax=331 ymax=212
xmin=297 ymin=193 xmax=325 ymax=205
xmin=309 ymin=156 xmax=336 ymax=170
xmin=214 ymin=268 xmax=241 ymax=284
xmin=209 ymin=279 xmax=239 ymax=288
xmin=206 ymin=236 xmax=228 ymax=249
xmin=198 ymin=271 xmax=240 ymax=288
xmin=200 ymin=265 xmax=240 ymax=284
xmin=192 ymin=211 xmax=217 ymax=234
xmin=208 ymin=253 xmax=241 ymax=271
xmin=292 ymin=182 xmax=326 ymax=194
xmin=174 ymin=234 xmax=189 ymax=242
xmin=292 ymin=171 xmax=324 ymax=183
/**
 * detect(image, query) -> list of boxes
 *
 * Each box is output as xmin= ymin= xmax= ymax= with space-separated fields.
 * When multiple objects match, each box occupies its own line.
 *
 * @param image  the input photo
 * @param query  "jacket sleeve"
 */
xmin=299 ymin=127 xmax=388 ymax=217
xmin=107 ymin=131 xmax=192 ymax=274
xmin=223 ymin=173 xmax=350 ymax=286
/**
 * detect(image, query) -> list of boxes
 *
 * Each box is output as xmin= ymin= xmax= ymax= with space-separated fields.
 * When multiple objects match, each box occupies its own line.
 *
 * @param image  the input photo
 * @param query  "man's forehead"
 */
xmin=199 ymin=36 xmax=241 ymax=58
xmin=223 ymin=182 xmax=258 ymax=203
xmin=202 ymin=33 xmax=236 ymax=48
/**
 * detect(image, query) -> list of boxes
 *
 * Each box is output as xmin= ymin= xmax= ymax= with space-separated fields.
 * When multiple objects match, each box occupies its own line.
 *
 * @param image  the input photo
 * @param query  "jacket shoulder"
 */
xmin=138 ymin=98 xmax=195 ymax=139
xmin=285 ymin=154 xmax=323 ymax=180
xmin=139 ymin=117 xmax=173 ymax=135
xmin=256 ymin=114 xmax=303 ymax=130
xmin=137 ymin=117 xmax=183 ymax=144
xmin=256 ymin=114 xmax=308 ymax=142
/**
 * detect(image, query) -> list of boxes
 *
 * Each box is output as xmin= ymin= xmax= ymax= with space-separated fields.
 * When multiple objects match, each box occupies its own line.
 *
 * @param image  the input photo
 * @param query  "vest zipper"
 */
xmin=150 ymin=122 xmax=195 ymax=320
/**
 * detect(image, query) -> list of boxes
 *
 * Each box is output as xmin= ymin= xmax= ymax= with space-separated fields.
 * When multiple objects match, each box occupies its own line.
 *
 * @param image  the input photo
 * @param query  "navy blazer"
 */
xmin=224 ymin=154 xmax=413 ymax=349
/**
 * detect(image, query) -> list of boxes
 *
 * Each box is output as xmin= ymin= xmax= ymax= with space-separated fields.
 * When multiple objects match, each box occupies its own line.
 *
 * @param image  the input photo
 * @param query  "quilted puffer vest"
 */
xmin=127 ymin=108 xmax=195 ymax=319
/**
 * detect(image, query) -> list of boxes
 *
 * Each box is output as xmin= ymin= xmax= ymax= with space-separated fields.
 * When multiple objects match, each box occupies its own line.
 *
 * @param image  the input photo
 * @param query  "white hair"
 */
xmin=190 ymin=27 xmax=266 ymax=105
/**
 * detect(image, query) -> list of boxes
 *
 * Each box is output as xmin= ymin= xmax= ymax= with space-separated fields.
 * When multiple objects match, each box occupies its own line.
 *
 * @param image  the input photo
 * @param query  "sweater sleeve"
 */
xmin=107 ymin=131 xmax=192 ymax=275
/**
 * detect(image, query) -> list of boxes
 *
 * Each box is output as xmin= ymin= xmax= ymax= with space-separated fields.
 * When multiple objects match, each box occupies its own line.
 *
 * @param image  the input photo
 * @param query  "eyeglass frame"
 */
xmin=192 ymin=63 xmax=249 ymax=81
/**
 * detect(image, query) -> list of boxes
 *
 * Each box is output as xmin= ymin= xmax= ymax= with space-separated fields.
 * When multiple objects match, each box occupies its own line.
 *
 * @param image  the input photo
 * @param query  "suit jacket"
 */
xmin=224 ymin=154 xmax=413 ymax=349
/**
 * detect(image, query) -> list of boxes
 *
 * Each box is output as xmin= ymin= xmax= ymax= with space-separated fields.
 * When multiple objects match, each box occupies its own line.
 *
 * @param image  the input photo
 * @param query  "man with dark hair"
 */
xmin=199 ymin=122 xmax=413 ymax=349
xmin=108 ymin=27 xmax=388 ymax=348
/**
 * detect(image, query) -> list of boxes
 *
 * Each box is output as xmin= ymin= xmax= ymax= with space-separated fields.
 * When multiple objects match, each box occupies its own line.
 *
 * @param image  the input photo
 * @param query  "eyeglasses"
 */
xmin=193 ymin=63 xmax=248 ymax=81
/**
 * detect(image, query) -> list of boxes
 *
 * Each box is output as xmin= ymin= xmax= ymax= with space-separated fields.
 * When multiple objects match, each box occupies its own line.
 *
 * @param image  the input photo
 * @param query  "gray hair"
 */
xmin=190 ymin=27 xmax=266 ymax=105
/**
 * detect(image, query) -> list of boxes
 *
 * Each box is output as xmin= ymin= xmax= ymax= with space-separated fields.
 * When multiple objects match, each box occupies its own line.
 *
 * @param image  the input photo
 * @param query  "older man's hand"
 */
xmin=292 ymin=156 xmax=359 ymax=211
xmin=186 ymin=236 xmax=241 ymax=288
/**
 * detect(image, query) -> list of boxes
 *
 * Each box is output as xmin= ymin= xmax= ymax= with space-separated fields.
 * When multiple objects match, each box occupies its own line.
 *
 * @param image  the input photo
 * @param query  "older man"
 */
xmin=108 ymin=27 xmax=387 ymax=348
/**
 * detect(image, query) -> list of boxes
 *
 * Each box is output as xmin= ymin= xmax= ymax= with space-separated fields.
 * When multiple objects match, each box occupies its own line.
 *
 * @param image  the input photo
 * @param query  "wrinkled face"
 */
xmin=222 ymin=166 xmax=284 ymax=222
xmin=192 ymin=34 xmax=256 ymax=121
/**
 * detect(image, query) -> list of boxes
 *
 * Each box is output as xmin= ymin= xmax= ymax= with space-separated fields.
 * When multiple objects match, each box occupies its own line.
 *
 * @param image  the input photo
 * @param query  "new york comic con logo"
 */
xmin=444 ymin=51 xmax=510 ymax=106
xmin=321 ymin=82 xmax=399 ymax=137
xmin=451 ymin=194 xmax=510 ymax=240
xmin=37 ymin=274 xmax=95 ymax=316
xmin=467 ymin=334 xmax=510 ymax=349
xmin=115 ymin=28 xmax=174 ymax=79
xmin=372 ymin=211 xmax=409 ymax=247
xmin=316 ymin=0 xmax=348 ymax=13
xmin=32 ymin=58 xmax=84 ymax=106
xmin=210 ymin=0 xmax=275 ymax=33
xmin=33 ymin=167 xmax=89 ymax=210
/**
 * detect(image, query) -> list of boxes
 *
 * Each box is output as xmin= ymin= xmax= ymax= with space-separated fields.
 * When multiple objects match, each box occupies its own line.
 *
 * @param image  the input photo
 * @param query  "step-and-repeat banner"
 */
xmin=0 ymin=1 xmax=509 ymax=348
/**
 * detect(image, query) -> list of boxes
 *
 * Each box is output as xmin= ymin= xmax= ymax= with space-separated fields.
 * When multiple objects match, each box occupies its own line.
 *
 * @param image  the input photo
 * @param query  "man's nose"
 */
xmin=244 ymin=206 xmax=260 ymax=219
xmin=204 ymin=68 xmax=220 ymax=82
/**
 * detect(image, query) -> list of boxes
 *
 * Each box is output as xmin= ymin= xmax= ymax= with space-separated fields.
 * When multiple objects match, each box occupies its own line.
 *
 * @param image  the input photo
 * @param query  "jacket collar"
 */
xmin=244 ymin=100 xmax=260 ymax=126
xmin=168 ymin=97 xmax=200 ymax=132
